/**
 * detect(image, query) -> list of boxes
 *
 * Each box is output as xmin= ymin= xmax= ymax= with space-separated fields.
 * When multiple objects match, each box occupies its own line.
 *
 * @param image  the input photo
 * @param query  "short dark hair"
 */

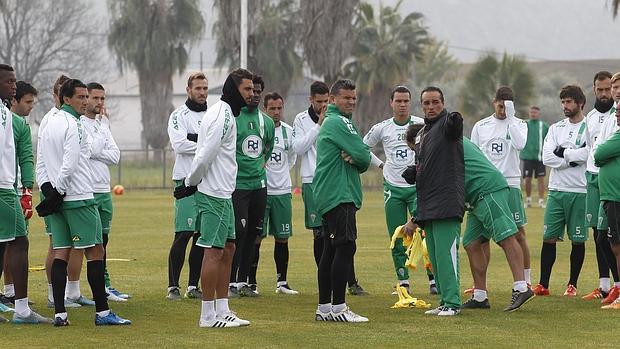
xmin=495 ymin=86 xmax=514 ymax=101
xmin=87 ymin=82 xmax=105 ymax=92
xmin=252 ymin=75 xmax=265 ymax=91
xmin=330 ymin=79 xmax=356 ymax=96
xmin=420 ymin=86 xmax=444 ymax=103
xmin=559 ymin=84 xmax=586 ymax=108
xmin=187 ymin=72 xmax=207 ymax=87
xmin=310 ymin=81 xmax=329 ymax=96
xmin=0 ymin=64 xmax=14 ymax=72
xmin=390 ymin=85 xmax=411 ymax=100
xmin=53 ymin=74 xmax=71 ymax=97
xmin=405 ymin=123 xmax=424 ymax=145
xmin=593 ymin=71 xmax=612 ymax=85
xmin=14 ymin=81 xmax=38 ymax=102
xmin=530 ymin=106 xmax=540 ymax=111
xmin=59 ymin=79 xmax=87 ymax=103
xmin=263 ymin=92 xmax=283 ymax=108
xmin=229 ymin=68 xmax=254 ymax=87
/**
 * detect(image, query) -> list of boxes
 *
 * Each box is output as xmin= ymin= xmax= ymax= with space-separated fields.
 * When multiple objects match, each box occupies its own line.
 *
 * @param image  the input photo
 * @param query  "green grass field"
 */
xmin=2 ymin=190 xmax=614 ymax=348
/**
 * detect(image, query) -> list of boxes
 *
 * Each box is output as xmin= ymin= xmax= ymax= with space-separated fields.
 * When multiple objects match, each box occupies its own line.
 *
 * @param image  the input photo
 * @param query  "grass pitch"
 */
xmin=2 ymin=190 xmax=613 ymax=348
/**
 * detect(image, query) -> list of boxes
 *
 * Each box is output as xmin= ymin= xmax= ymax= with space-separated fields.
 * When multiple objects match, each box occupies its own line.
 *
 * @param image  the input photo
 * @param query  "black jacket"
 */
xmin=414 ymin=109 xmax=465 ymax=223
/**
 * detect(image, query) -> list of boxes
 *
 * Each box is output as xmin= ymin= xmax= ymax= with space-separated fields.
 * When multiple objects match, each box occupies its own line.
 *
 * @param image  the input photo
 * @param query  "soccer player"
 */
xmin=470 ymin=87 xmax=532 ymax=287
xmin=313 ymin=79 xmax=371 ymax=323
xmin=1 ymin=81 xmax=37 ymax=310
xmin=521 ymin=106 xmax=549 ymax=208
xmin=404 ymin=86 xmax=464 ymax=317
xmin=249 ymin=92 xmax=298 ymax=295
xmin=229 ymin=75 xmax=275 ymax=297
xmin=166 ymin=73 xmax=208 ymax=300
xmin=292 ymin=81 xmax=367 ymax=295
xmin=36 ymin=74 xmax=82 ymax=309
xmin=582 ymin=71 xmax=620 ymax=301
xmin=533 ymin=85 xmax=589 ymax=297
xmin=174 ymin=68 xmax=254 ymax=328
xmin=362 ymin=85 xmax=436 ymax=295
xmin=593 ymin=72 xmax=620 ymax=305
xmin=594 ymin=98 xmax=620 ymax=309
xmin=37 ymin=78 xmax=130 ymax=326
xmin=0 ymin=64 xmax=51 ymax=324
xmin=79 ymin=82 xmax=128 ymax=302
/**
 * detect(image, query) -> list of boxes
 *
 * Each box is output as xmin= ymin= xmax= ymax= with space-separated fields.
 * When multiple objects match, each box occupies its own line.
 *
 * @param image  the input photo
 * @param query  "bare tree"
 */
xmin=300 ymin=0 xmax=359 ymax=85
xmin=0 ymin=0 xmax=106 ymax=123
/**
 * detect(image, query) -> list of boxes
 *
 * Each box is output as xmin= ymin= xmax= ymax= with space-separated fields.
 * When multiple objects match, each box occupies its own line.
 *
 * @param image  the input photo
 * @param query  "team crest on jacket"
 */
xmin=391 ymin=145 xmax=410 ymax=163
xmin=269 ymin=150 xmax=284 ymax=168
xmin=487 ymin=137 xmax=509 ymax=159
xmin=242 ymin=135 xmax=263 ymax=158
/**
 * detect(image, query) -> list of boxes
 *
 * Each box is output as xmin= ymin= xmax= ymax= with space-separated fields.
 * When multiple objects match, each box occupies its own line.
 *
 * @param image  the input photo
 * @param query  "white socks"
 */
xmin=187 ymin=285 xmax=197 ymax=292
xmin=514 ymin=281 xmax=528 ymax=293
xmin=524 ymin=269 xmax=532 ymax=285
xmin=55 ymin=312 xmax=68 ymax=320
xmin=201 ymin=300 xmax=216 ymax=320
xmin=14 ymin=298 xmax=31 ymax=317
xmin=600 ymin=278 xmax=611 ymax=293
xmin=215 ymin=298 xmax=230 ymax=315
xmin=97 ymin=310 xmax=110 ymax=317
xmin=3 ymin=284 xmax=15 ymax=297
xmin=318 ymin=303 xmax=331 ymax=313
xmin=332 ymin=303 xmax=346 ymax=313
xmin=473 ymin=289 xmax=487 ymax=301
xmin=48 ymin=284 xmax=54 ymax=302
xmin=66 ymin=280 xmax=80 ymax=299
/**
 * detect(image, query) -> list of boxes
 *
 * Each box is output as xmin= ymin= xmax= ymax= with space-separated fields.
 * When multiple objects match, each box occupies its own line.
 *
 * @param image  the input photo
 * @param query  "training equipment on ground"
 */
xmin=391 ymin=284 xmax=431 ymax=309
xmin=113 ymin=185 xmax=125 ymax=195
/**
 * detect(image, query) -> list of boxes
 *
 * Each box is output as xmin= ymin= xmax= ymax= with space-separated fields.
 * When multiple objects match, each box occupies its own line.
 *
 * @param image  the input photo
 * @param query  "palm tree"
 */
xmin=213 ymin=0 xmax=302 ymax=97
xmin=413 ymin=39 xmax=460 ymax=89
xmin=107 ymin=0 xmax=204 ymax=152
xmin=460 ymin=52 xmax=535 ymax=125
xmin=343 ymin=0 xmax=429 ymax=133
xmin=300 ymin=0 xmax=359 ymax=85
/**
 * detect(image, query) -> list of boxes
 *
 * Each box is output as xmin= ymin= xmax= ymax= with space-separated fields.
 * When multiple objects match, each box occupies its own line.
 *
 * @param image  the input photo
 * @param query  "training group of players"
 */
xmin=1 ymin=64 xmax=620 ymax=327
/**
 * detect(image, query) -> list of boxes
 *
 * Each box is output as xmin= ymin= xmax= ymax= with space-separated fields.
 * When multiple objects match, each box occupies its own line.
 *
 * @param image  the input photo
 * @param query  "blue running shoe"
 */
xmin=12 ymin=310 xmax=53 ymax=324
xmin=95 ymin=311 xmax=132 ymax=326
xmin=53 ymin=316 xmax=70 ymax=327
xmin=67 ymin=296 xmax=95 ymax=306
xmin=108 ymin=287 xmax=130 ymax=299
xmin=0 ymin=303 xmax=14 ymax=313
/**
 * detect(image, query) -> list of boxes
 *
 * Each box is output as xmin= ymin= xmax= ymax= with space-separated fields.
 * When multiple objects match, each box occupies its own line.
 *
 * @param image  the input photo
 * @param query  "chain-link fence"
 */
xmin=110 ymin=148 xmax=385 ymax=190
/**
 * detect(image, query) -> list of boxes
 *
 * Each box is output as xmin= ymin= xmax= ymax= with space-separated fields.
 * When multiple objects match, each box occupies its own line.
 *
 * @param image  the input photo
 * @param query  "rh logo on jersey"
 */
xmin=269 ymin=151 xmax=283 ymax=168
xmin=242 ymin=135 xmax=263 ymax=158
xmin=391 ymin=145 xmax=410 ymax=163
xmin=487 ymin=137 xmax=508 ymax=159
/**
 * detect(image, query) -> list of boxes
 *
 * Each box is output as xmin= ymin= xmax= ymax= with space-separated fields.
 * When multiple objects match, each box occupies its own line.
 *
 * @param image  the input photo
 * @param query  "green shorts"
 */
xmin=40 ymin=192 xmax=52 ymax=235
xmin=94 ymin=192 xmax=113 ymax=234
xmin=195 ymin=192 xmax=235 ymax=249
xmin=543 ymin=191 xmax=587 ymax=243
xmin=507 ymin=187 xmax=527 ymax=227
xmin=463 ymin=188 xmax=518 ymax=247
xmin=585 ymin=172 xmax=600 ymax=228
xmin=598 ymin=201 xmax=609 ymax=231
xmin=0 ymin=188 xmax=27 ymax=242
xmin=49 ymin=199 xmax=103 ymax=249
xmin=302 ymin=182 xmax=321 ymax=229
xmin=174 ymin=180 xmax=198 ymax=233
xmin=262 ymin=194 xmax=293 ymax=239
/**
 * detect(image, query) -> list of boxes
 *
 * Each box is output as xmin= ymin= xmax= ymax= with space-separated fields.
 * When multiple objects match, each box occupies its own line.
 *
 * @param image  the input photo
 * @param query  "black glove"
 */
xmin=187 ymin=133 xmax=198 ymax=142
xmin=402 ymin=165 xmax=417 ymax=185
xmin=36 ymin=182 xmax=65 ymax=217
xmin=174 ymin=181 xmax=198 ymax=199
xmin=569 ymin=162 xmax=579 ymax=167
xmin=553 ymin=146 xmax=566 ymax=158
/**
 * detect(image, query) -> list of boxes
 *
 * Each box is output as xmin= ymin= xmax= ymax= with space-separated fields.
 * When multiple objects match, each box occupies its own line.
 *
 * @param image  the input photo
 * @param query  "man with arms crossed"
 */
xmin=533 ymin=85 xmax=589 ymax=297
xmin=174 ymin=68 xmax=254 ymax=328
xmin=166 ymin=73 xmax=208 ymax=300
xmin=314 ymin=79 xmax=371 ymax=323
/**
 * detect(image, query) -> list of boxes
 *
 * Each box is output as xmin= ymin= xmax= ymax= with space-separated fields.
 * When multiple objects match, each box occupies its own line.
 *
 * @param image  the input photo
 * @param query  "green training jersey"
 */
xmin=594 ymin=130 xmax=620 ymax=202
xmin=313 ymin=104 xmax=371 ymax=216
xmin=235 ymin=106 xmax=275 ymax=190
xmin=464 ymin=137 xmax=508 ymax=205
xmin=12 ymin=113 xmax=34 ymax=189
xmin=521 ymin=119 xmax=549 ymax=161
